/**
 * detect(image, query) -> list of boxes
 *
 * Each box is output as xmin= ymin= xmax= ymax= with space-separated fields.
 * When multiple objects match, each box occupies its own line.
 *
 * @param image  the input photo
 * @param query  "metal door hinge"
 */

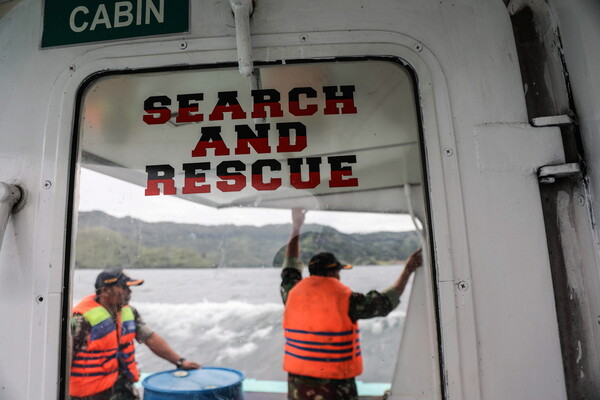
xmin=531 ymin=114 xmax=574 ymax=127
xmin=538 ymin=163 xmax=582 ymax=184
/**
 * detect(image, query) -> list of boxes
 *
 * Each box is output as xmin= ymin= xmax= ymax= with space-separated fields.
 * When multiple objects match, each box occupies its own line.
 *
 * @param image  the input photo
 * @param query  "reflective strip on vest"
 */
xmin=118 ymin=305 xmax=140 ymax=382
xmin=284 ymin=329 xmax=361 ymax=360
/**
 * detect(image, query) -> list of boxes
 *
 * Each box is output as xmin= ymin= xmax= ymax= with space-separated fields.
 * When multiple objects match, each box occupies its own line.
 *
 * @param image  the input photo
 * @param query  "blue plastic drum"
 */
xmin=142 ymin=367 xmax=245 ymax=400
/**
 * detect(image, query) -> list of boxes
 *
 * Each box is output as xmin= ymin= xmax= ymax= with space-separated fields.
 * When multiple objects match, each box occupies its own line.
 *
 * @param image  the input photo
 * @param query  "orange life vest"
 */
xmin=283 ymin=276 xmax=363 ymax=379
xmin=69 ymin=294 xmax=140 ymax=397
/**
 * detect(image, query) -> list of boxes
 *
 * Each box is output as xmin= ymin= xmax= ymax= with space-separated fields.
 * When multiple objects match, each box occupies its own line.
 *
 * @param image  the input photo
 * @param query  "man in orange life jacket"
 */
xmin=280 ymin=209 xmax=423 ymax=400
xmin=70 ymin=269 xmax=201 ymax=400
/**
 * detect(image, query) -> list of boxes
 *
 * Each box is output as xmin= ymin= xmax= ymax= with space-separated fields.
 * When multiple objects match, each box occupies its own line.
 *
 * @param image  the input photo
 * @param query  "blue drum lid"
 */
xmin=142 ymin=367 xmax=244 ymax=393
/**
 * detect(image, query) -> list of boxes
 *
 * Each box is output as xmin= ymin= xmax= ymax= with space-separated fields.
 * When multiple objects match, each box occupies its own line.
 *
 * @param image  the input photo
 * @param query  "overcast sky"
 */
xmin=78 ymin=169 xmax=416 ymax=233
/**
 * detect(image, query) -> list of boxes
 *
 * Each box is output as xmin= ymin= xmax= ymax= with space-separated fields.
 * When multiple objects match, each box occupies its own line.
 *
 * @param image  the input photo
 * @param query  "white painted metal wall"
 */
xmin=4 ymin=0 xmax=600 ymax=398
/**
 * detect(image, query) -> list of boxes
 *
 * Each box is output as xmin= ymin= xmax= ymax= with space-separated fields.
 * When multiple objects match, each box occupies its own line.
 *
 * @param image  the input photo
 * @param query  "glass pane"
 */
xmin=70 ymin=60 xmax=431 ymax=398
xmin=80 ymin=61 xmax=420 ymax=209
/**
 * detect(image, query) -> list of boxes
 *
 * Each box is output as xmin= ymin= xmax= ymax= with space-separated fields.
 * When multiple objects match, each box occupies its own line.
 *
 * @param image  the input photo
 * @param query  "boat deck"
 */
xmin=244 ymin=394 xmax=382 ymax=400
xmin=139 ymin=373 xmax=388 ymax=399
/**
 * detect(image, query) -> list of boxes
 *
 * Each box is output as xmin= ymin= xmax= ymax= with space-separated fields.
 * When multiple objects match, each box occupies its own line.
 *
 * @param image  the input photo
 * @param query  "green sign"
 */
xmin=41 ymin=0 xmax=189 ymax=48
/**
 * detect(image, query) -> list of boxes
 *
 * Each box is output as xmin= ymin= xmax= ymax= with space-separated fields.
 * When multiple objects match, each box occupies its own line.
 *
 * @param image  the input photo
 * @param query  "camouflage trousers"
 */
xmin=110 ymin=376 xmax=140 ymax=400
xmin=70 ymin=388 xmax=112 ymax=400
xmin=287 ymin=374 xmax=358 ymax=400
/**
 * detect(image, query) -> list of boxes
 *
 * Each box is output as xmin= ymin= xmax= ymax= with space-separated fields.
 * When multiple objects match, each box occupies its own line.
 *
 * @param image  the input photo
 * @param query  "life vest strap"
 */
xmin=286 ymin=340 xmax=354 ymax=353
xmin=285 ymin=328 xmax=355 ymax=336
xmin=90 ymin=318 xmax=117 ymax=341
xmin=285 ymin=351 xmax=355 ymax=363
xmin=76 ymin=347 xmax=118 ymax=355
xmin=286 ymin=337 xmax=354 ymax=347
xmin=70 ymin=368 xmax=119 ymax=377
xmin=118 ymin=350 xmax=135 ymax=359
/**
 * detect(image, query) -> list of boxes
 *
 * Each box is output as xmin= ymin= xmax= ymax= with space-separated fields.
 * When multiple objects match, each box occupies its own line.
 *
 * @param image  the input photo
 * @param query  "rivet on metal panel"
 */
xmin=179 ymin=41 xmax=188 ymax=50
xmin=457 ymin=281 xmax=469 ymax=291
xmin=299 ymin=34 xmax=308 ymax=43
xmin=43 ymin=180 xmax=52 ymax=189
xmin=69 ymin=65 xmax=76 ymax=72
xmin=414 ymin=43 xmax=423 ymax=52
xmin=36 ymin=296 xmax=44 ymax=303
xmin=444 ymin=147 xmax=453 ymax=156
xmin=577 ymin=196 xmax=586 ymax=206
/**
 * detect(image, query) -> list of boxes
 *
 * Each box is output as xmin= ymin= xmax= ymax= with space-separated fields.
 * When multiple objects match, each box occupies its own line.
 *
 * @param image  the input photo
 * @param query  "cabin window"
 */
xmin=69 ymin=59 xmax=438 ymax=397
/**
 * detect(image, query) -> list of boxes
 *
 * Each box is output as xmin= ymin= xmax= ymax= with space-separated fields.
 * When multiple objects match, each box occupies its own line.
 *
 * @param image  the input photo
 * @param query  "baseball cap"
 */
xmin=308 ymin=252 xmax=352 ymax=272
xmin=95 ymin=269 xmax=144 ymax=290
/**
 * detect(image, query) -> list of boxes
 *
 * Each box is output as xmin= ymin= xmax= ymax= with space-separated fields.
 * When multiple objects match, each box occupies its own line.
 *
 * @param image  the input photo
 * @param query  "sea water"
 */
xmin=73 ymin=266 xmax=410 ymax=383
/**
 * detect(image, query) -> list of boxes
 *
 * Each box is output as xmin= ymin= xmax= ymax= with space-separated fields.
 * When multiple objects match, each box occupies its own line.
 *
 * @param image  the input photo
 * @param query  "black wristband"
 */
xmin=175 ymin=357 xmax=185 ymax=369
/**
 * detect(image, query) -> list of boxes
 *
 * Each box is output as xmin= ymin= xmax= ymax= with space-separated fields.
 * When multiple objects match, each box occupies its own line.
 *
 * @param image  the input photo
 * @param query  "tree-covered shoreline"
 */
xmin=76 ymin=211 xmax=420 ymax=270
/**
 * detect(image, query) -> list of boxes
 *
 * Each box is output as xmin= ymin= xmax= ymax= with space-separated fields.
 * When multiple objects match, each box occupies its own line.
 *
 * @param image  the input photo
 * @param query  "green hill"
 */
xmin=75 ymin=211 xmax=420 ymax=269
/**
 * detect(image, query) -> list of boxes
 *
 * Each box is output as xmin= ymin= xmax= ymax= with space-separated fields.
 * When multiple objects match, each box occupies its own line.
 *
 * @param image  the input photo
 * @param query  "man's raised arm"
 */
xmin=280 ymin=208 xmax=306 ymax=303
xmin=286 ymin=208 xmax=305 ymax=260
xmin=391 ymin=249 xmax=423 ymax=296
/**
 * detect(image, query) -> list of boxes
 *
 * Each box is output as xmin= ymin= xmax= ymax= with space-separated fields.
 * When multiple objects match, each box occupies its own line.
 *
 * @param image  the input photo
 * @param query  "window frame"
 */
xmin=61 ymin=51 xmax=450 ymax=399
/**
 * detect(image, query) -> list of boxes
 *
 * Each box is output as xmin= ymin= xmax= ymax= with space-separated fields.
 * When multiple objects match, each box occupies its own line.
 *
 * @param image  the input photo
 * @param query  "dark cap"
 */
xmin=308 ymin=252 xmax=352 ymax=273
xmin=95 ymin=269 xmax=144 ymax=290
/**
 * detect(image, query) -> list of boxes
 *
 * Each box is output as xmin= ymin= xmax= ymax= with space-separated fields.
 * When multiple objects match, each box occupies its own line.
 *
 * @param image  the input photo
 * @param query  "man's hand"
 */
xmin=405 ymin=249 xmax=423 ymax=273
xmin=181 ymin=360 xmax=201 ymax=370
xmin=392 ymin=249 xmax=423 ymax=296
xmin=145 ymin=333 xmax=202 ymax=371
